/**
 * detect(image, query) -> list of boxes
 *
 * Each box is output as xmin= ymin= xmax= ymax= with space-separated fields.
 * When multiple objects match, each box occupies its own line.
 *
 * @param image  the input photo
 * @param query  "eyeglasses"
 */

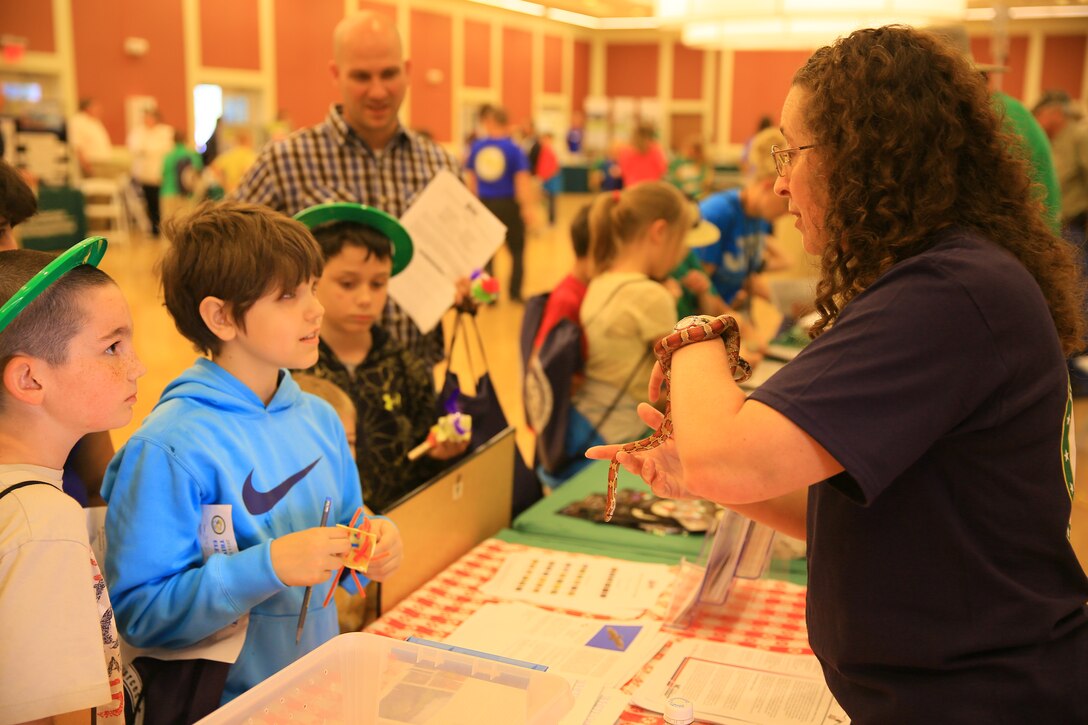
xmin=0 ymin=236 xmax=108 ymax=333
xmin=770 ymin=144 xmax=818 ymax=177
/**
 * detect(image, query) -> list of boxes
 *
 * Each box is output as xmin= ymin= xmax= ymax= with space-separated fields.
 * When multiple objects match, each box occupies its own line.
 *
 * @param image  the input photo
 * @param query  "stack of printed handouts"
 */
xmin=478 ymin=550 xmax=674 ymax=618
xmin=444 ymin=602 xmax=671 ymax=724
xmin=633 ymin=640 xmax=850 ymax=724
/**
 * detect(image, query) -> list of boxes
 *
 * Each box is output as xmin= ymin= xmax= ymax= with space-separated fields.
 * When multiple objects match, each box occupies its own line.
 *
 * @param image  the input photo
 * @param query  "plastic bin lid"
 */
xmin=197 ymin=632 xmax=574 ymax=725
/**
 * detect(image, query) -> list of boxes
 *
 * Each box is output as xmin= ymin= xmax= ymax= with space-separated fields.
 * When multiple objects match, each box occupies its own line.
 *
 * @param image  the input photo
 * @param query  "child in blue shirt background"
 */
xmin=694 ymin=126 xmax=792 ymax=307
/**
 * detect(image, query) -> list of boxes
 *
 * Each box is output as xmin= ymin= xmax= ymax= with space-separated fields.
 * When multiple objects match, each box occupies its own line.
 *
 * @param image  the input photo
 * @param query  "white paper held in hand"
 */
xmin=389 ymin=168 xmax=508 ymax=333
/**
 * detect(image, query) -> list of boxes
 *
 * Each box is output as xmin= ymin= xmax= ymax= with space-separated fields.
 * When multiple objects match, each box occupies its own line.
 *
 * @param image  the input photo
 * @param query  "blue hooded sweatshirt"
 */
xmin=101 ymin=358 xmax=365 ymax=703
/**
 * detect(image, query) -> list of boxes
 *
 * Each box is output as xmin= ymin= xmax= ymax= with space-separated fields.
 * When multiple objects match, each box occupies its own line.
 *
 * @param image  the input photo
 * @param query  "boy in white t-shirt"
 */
xmin=0 ymin=239 xmax=146 ymax=723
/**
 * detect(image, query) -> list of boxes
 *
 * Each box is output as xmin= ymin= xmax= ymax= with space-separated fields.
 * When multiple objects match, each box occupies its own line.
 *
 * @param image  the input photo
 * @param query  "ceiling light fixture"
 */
xmin=467 ymin=0 xmax=546 ymax=18
xmin=1007 ymin=5 xmax=1088 ymax=19
xmin=543 ymin=8 xmax=602 ymax=28
xmin=656 ymin=0 xmax=967 ymax=49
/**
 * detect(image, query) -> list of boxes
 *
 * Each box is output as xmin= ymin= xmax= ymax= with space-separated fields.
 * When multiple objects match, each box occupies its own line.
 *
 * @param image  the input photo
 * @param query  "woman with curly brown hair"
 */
xmin=590 ymin=25 xmax=1088 ymax=722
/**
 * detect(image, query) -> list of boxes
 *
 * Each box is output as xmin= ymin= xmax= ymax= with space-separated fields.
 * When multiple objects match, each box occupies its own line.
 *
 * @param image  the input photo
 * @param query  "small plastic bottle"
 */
xmin=663 ymin=696 xmax=695 ymax=725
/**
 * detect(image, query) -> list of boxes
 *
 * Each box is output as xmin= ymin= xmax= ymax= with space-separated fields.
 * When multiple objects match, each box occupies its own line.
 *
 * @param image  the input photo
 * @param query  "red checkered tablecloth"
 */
xmin=366 ymin=538 xmax=811 ymax=724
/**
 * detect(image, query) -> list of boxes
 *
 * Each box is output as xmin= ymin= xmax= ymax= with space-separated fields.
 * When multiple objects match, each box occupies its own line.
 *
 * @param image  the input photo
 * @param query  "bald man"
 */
xmin=234 ymin=11 xmax=460 ymax=368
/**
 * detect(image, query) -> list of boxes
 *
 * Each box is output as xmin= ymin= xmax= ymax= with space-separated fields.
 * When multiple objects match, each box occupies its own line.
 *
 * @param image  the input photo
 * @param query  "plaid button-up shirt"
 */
xmin=234 ymin=104 xmax=462 ymax=367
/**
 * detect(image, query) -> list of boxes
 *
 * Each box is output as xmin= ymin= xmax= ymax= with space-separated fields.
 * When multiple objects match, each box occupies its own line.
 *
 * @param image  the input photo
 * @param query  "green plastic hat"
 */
xmin=294 ymin=202 xmax=414 ymax=276
xmin=0 ymin=236 xmax=108 ymax=333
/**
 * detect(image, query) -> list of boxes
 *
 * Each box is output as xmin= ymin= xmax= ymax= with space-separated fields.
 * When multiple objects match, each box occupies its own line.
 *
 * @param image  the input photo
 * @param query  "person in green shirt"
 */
xmin=667 ymin=136 xmax=714 ymax=200
xmin=994 ymin=91 xmax=1061 ymax=230
xmin=160 ymin=131 xmax=204 ymax=224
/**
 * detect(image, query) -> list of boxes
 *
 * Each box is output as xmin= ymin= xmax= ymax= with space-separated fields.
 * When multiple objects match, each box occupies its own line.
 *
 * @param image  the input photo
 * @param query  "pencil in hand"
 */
xmin=295 ymin=496 xmax=332 ymax=645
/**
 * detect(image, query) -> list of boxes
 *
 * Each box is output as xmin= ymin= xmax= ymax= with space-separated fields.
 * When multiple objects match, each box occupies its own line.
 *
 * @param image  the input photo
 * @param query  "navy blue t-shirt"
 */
xmin=466 ymin=136 xmax=528 ymax=199
xmin=751 ymin=229 xmax=1088 ymax=722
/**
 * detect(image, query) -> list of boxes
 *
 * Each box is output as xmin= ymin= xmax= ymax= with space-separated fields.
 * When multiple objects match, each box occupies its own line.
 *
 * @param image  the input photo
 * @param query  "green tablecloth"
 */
xmin=512 ymin=460 xmax=705 ymax=559
xmin=494 ymin=528 xmax=692 ymax=564
xmin=18 ymin=185 xmax=86 ymax=251
xmin=560 ymin=165 xmax=590 ymax=193
xmin=505 ymin=459 xmax=807 ymax=585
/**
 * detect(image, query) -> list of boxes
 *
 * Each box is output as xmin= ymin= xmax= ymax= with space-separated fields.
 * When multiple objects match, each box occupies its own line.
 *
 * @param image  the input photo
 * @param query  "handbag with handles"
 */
xmin=436 ymin=310 xmax=509 ymax=451
xmin=436 ymin=310 xmax=543 ymax=515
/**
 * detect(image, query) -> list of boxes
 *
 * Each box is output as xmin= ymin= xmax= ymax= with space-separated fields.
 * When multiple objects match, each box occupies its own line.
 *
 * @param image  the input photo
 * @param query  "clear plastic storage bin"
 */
xmin=197 ymin=632 xmax=575 ymax=724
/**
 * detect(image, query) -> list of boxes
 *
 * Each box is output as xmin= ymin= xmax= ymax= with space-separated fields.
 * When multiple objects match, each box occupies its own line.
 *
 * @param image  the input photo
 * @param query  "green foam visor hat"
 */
xmin=0 ymin=236 xmax=108 ymax=333
xmin=293 ymin=202 xmax=414 ymax=276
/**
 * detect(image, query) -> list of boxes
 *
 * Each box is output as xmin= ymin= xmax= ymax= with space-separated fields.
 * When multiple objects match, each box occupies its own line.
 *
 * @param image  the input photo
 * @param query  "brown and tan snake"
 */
xmin=605 ymin=314 xmax=752 ymax=521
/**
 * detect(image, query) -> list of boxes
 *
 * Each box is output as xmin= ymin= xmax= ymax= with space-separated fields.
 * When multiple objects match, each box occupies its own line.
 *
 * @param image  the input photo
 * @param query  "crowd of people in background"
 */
xmin=2 ymin=11 xmax=1088 ymax=723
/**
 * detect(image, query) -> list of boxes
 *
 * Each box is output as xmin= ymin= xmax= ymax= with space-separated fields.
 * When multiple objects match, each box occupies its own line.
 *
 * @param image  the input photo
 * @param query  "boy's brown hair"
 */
xmin=570 ymin=203 xmax=591 ymax=260
xmin=311 ymin=221 xmax=392 ymax=266
xmin=0 ymin=160 xmax=37 ymax=228
xmin=161 ymin=200 xmax=324 ymax=355
xmin=0 ymin=250 xmax=114 ymax=372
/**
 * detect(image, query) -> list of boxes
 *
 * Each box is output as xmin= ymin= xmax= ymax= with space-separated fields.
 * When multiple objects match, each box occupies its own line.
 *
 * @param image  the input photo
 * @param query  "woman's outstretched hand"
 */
xmin=585 ymin=403 xmax=698 ymax=500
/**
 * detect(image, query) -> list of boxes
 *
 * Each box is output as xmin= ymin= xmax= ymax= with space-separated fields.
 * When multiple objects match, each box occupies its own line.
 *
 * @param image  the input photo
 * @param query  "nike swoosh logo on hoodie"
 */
xmin=242 ymin=458 xmax=322 ymax=515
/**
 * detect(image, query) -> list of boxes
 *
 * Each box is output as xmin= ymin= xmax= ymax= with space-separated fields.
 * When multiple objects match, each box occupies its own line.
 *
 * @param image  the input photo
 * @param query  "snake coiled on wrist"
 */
xmin=605 ymin=314 xmax=752 ymax=521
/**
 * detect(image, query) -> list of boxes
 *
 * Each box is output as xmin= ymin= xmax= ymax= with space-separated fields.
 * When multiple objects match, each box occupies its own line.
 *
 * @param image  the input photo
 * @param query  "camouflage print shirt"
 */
xmin=310 ymin=328 xmax=442 ymax=513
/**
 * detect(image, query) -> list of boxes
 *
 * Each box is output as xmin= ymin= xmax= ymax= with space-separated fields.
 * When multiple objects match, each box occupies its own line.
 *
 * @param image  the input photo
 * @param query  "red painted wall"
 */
xmin=408 ymin=9 xmax=452 ymax=142
xmin=71 ymin=0 xmax=187 ymax=142
xmin=1002 ymin=36 xmax=1029 ymax=101
xmin=274 ymin=0 xmax=341 ymax=130
xmin=357 ymin=0 xmax=397 ymax=25
xmin=1041 ymin=34 xmax=1087 ymax=100
xmin=502 ymin=26 xmax=532 ymax=126
xmin=464 ymin=19 xmax=490 ymax=88
xmin=0 ymin=2 xmax=55 ymax=53
xmin=710 ymin=50 xmax=720 ymax=143
xmin=972 ymin=35 xmax=1028 ymax=100
xmin=200 ymin=0 xmax=260 ymax=70
xmin=672 ymin=42 xmax=702 ymax=101
xmin=730 ymin=49 xmax=810 ymax=144
xmin=671 ymin=112 xmax=701 ymax=152
xmin=572 ymin=39 xmax=590 ymax=114
xmin=543 ymin=34 xmax=563 ymax=94
xmin=605 ymin=43 xmax=657 ymax=97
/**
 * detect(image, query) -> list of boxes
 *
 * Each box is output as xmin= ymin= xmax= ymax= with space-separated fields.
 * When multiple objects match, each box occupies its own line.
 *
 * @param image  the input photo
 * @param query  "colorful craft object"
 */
xmin=470 ymin=269 xmax=500 ymax=304
xmin=338 ymin=524 xmax=377 ymax=572
xmin=322 ymin=506 xmax=371 ymax=607
xmin=407 ymin=412 xmax=473 ymax=461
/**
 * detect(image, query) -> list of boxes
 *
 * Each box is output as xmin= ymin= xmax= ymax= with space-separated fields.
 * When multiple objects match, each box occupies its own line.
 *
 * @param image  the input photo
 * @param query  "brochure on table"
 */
xmin=444 ymin=602 xmax=667 ymax=691
xmin=478 ymin=550 xmax=674 ymax=618
xmin=633 ymin=640 xmax=849 ymax=725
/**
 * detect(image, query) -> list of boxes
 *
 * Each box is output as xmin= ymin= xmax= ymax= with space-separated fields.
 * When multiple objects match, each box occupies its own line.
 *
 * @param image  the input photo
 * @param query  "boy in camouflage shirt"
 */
xmin=296 ymin=204 xmax=468 ymax=512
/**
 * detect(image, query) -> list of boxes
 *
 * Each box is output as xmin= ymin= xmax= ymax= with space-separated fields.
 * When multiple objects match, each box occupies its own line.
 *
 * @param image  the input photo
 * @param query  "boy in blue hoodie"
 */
xmin=101 ymin=200 xmax=403 ymax=718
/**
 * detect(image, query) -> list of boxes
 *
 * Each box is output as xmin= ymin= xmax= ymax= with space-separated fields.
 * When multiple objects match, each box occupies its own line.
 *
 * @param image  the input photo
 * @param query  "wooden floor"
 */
xmin=97 ymin=192 xmax=1088 ymax=573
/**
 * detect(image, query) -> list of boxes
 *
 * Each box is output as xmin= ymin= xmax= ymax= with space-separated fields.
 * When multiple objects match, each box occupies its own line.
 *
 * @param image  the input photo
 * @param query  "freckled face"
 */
xmin=46 ymin=284 xmax=146 ymax=433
